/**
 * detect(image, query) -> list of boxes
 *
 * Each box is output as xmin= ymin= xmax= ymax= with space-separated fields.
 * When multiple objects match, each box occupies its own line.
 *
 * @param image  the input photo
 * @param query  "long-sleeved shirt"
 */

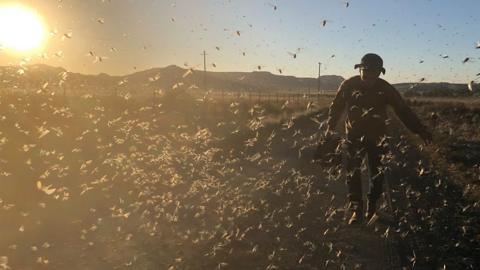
xmin=326 ymin=75 xmax=427 ymax=140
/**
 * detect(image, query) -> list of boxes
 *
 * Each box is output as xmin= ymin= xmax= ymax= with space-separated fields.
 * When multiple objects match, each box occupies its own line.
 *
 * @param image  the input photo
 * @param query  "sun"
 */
xmin=0 ymin=4 xmax=46 ymax=53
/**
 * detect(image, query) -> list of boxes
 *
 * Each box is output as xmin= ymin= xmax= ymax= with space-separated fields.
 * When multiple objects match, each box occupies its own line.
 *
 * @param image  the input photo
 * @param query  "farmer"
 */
xmin=322 ymin=53 xmax=433 ymax=225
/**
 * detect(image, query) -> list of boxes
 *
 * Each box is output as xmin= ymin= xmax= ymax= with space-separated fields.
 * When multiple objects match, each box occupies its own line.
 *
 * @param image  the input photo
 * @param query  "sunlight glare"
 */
xmin=0 ymin=4 xmax=46 ymax=52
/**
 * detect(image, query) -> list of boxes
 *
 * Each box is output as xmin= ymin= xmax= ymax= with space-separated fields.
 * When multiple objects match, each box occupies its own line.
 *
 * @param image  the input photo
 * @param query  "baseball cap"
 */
xmin=354 ymin=53 xmax=386 ymax=74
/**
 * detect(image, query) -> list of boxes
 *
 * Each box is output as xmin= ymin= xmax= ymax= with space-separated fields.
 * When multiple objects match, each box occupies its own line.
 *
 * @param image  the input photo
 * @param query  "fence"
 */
xmin=0 ymin=86 xmax=339 ymax=108
xmin=188 ymin=90 xmax=338 ymax=104
xmin=175 ymin=90 xmax=339 ymax=116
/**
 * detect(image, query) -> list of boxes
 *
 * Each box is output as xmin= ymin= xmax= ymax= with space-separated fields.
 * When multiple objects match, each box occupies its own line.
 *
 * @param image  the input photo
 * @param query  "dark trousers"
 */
xmin=344 ymin=136 xmax=386 ymax=204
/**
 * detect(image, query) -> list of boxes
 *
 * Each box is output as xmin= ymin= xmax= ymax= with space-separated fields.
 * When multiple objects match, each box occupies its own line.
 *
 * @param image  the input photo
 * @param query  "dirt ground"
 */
xmin=0 ymin=93 xmax=478 ymax=269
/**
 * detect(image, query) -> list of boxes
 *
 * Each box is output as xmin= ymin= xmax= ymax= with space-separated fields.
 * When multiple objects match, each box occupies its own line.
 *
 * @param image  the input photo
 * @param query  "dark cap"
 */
xmin=354 ymin=53 xmax=386 ymax=74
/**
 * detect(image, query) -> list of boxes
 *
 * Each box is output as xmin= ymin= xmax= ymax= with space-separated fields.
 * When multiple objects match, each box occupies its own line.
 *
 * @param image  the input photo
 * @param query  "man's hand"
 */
xmin=418 ymin=129 xmax=433 ymax=145
xmin=314 ymin=131 xmax=341 ymax=162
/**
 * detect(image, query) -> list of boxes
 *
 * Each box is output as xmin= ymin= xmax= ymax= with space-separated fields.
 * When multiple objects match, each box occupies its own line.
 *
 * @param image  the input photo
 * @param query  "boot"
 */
xmin=347 ymin=201 xmax=364 ymax=225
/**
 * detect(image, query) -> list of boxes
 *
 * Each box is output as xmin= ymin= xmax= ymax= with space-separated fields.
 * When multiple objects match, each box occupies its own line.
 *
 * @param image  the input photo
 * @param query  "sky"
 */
xmin=1 ymin=0 xmax=480 ymax=84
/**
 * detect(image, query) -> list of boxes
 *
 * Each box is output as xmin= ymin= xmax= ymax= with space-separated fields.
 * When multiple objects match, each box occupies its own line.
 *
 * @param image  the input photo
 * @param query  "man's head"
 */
xmin=354 ymin=53 xmax=385 ymax=86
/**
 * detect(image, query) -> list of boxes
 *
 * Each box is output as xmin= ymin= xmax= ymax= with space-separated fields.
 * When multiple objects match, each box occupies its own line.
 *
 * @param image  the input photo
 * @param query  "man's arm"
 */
xmin=325 ymin=80 xmax=349 ymax=136
xmin=386 ymin=83 xmax=432 ymax=143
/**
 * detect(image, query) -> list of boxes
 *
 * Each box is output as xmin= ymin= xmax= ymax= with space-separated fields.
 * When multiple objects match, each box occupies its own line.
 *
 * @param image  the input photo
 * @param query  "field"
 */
xmin=0 ymin=90 xmax=479 ymax=270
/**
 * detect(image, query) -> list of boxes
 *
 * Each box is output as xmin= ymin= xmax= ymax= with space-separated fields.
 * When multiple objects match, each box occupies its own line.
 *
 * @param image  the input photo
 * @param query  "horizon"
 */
xmin=1 ymin=0 xmax=479 ymax=84
xmin=1 ymin=63 xmax=470 ymax=85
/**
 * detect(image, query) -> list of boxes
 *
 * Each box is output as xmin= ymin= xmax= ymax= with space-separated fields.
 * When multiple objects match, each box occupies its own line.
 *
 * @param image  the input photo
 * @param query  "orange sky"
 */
xmin=1 ymin=0 xmax=479 ymax=84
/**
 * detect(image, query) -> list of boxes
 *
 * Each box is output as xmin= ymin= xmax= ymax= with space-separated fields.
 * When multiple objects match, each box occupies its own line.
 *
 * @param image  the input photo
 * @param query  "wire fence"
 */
xmin=189 ymin=89 xmax=338 ymax=104
xmin=0 ymin=86 xmax=339 ymax=112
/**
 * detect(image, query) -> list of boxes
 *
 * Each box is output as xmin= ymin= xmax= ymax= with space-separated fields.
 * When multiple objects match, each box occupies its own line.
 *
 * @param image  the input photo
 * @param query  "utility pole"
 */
xmin=317 ymin=62 xmax=321 ymax=94
xmin=317 ymin=62 xmax=322 ymax=102
xmin=201 ymin=50 xmax=208 ymax=92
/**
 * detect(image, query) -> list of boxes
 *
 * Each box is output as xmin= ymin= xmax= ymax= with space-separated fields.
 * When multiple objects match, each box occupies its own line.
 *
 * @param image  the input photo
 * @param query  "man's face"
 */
xmin=360 ymin=68 xmax=381 ymax=86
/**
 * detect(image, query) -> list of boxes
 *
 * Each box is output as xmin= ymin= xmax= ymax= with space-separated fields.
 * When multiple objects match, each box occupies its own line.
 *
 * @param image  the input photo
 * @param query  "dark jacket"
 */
xmin=326 ymin=76 xmax=427 ymax=140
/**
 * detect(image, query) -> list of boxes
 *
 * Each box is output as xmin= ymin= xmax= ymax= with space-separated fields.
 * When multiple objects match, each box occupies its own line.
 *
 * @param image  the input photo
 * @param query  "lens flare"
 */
xmin=0 ymin=4 xmax=46 ymax=52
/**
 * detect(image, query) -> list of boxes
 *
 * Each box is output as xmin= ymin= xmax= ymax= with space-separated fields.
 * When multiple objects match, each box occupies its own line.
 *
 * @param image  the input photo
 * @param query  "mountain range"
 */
xmin=0 ymin=64 xmax=473 ymax=96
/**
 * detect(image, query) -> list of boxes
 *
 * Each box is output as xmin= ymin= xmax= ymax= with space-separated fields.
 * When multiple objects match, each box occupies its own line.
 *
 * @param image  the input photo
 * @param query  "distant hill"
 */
xmin=1 ymin=64 xmax=475 ymax=97
xmin=394 ymin=82 xmax=472 ymax=97
xmin=0 ymin=64 xmax=344 ymax=96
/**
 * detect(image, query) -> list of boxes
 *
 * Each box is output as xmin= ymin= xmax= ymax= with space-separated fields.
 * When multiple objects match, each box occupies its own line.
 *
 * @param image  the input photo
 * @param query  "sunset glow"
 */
xmin=0 ymin=4 xmax=46 ymax=52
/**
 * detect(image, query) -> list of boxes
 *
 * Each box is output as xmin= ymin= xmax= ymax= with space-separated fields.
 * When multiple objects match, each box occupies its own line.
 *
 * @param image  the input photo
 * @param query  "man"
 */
xmin=323 ymin=53 xmax=432 ymax=225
